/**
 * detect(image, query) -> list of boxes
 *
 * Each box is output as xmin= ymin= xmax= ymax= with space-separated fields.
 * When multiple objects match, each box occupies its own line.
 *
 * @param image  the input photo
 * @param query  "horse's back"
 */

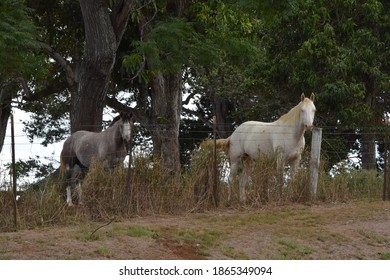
xmin=229 ymin=121 xmax=277 ymax=160
xmin=61 ymin=130 xmax=100 ymax=168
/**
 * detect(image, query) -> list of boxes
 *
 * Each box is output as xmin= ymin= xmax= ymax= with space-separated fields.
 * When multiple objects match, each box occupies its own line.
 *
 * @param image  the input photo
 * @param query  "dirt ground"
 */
xmin=1 ymin=200 xmax=390 ymax=260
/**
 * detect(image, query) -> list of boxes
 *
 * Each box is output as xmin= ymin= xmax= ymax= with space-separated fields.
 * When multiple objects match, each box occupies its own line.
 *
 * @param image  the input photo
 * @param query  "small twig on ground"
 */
xmin=90 ymin=217 xmax=116 ymax=239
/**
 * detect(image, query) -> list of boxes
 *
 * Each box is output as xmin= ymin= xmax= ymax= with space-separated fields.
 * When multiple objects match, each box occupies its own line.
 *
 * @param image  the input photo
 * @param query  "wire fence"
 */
xmin=0 ymin=122 xmax=389 ymax=230
xmin=1 ymin=122 xmax=389 ymax=161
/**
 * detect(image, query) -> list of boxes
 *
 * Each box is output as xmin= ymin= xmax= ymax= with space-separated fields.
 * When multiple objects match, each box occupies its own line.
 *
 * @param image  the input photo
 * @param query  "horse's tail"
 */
xmin=200 ymin=136 xmax=230 ymax=155
xmin=59 ymin=151 xmax=67 ymax=178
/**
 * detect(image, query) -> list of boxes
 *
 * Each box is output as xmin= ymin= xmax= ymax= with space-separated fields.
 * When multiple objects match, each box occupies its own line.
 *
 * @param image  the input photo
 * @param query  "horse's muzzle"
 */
xmin=305 ymin=124 xmax=314 ymax=131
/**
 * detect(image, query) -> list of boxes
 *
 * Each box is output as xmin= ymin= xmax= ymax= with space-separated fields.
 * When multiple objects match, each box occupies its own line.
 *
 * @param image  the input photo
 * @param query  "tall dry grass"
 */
xmin=0 ymin=146 xmax=384 ymax=231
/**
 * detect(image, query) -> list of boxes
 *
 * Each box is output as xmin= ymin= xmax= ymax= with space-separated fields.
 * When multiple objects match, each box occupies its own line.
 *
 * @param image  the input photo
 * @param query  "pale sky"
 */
xmin=0 ymin=108 xmax=64 ymax=184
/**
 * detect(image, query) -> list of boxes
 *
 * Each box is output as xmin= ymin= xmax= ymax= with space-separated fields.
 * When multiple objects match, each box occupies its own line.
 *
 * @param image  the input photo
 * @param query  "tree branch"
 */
xmin=182 ymin=107 xmax=212 ymax=128
xmin=105 ymin=95 xmax=150 ymax=126
xmin=111 ymin=0 xmax=137 ymax=44
xmin=182 ymin=91 xmax=197 ymax=106
xmin=39 ymin=42 xmax=76 ymax=87
xmin=22 ymin=78 xmax=67 ymax=102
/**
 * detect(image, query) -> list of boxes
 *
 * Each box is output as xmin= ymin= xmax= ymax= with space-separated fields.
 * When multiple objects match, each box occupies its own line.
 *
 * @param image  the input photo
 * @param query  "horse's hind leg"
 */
xmin=65 ymin=164 xmax=83 ymax=206
xmin=228 ymin=161 xmax=239 ymax=202
xmin=75 ymin=183 xmax=82 ymax=205
xmin=239 ymin=172 xmax=248 ymax=202
xmin=63 ymin=165 xmax=74 ymax=206
xmin=72 ymin=164 xmax=83 ymax=205
xmin=238 ymin=158 xmax=252 ymax=203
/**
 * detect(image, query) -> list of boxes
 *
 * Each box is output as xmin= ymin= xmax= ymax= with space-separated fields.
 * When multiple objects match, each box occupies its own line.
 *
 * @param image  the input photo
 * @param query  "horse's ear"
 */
xmin=120 ymin=111 xmax=133 ymax=121
xmin=301 ymin=93 xmax=305 ymax=101
xmin=310 ymin=92 xmax=315 ymax=102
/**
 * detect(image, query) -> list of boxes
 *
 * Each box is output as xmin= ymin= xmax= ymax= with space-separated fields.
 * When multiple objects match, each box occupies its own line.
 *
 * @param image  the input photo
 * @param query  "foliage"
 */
xmin=0 ymin=0 xmax=39 ymax=80
xmin=20 ymin=0 xmax=84 ymax=141
xmin=249 ymin=0 xmax=390 ymax=169
xmin=21 ymin=93 xmax=70 ymax=146
xmin=123 ymin=0 xmax=262 ymax=78
xmin=5 ymin=158 xmax=55 ymax=182
xmin=2 ymin=0 xmax=390 ymax=183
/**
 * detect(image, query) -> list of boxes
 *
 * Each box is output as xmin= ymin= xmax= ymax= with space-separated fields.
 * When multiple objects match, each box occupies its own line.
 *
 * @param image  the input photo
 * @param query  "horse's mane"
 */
xmin=109 ymin=112 xmax=133 ymax=127
xmin=277 ymin=98 xmax=311 ymax=124
xmin=109 ymin=115 xmax=121 ymax=127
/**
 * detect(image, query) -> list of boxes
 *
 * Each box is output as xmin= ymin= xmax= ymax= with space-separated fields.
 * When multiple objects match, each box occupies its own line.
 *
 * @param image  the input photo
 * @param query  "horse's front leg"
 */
xmin=289 ymin=154 xmax=301 ymax=177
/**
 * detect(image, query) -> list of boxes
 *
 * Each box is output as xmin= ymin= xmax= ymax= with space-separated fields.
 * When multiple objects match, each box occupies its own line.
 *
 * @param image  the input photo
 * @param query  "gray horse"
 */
xmin=60 ymin=112 xmax=133 ymax=206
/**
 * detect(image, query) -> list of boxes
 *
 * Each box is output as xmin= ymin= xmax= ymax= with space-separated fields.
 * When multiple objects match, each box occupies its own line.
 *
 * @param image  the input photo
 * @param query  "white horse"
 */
xmin=215 ymin=93 xmax=316 ymax=202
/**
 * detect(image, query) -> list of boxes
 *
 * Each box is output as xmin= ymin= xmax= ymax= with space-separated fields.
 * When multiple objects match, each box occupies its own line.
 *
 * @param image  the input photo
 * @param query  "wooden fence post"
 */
xmin=10 ymin=113 xmax=18 ymax=228
xmin=384 ymin=140 xmax=388 ymax=201
xmin=124 ymin=121 xmax=135 ymax=212
xmin=384 ymin=118 xmax=389 ymax=201
xmin=310 ymin=127 xmax=322 ymax=196
xmin=212 ymin=115 xmax=219 ymax=207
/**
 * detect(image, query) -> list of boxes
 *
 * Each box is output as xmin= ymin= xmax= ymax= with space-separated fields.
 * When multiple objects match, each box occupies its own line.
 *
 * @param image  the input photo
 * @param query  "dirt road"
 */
xmin=1 ymin=201 xmax=389 ymax=259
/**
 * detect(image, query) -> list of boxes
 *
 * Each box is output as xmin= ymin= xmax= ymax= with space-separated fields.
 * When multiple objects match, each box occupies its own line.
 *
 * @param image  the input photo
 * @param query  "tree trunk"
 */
xmin=138 ymin=0 xmax=187 ymax=174
xmin=73 ymin=0 xmax=117 ymax=133
xmin=0 ymin=83 xmax=12 ymax=154
xmin=361 ymin=132 xmax=377 ymax=170
xmin=361 ymin=74 xmax=378 ymax=170
xmin=74 ymin=0 xmax=135 ymax=133
xmin=214 ymin=94 xmax=233 ymax=138
xmin=149 ymin=73 xmax=182 ymax=173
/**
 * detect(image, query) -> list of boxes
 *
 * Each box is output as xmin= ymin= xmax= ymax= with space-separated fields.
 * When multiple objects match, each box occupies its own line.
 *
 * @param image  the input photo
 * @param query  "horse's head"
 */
xmin=118 ymin=112 xmax=133 ymax=143
xmin=300 ymin=93 xmax=316 ymax=131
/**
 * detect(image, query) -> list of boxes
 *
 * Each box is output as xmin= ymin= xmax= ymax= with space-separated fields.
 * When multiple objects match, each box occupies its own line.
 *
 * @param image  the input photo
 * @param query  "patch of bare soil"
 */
xmin=1 ymin=201 xmax=389 ymax=259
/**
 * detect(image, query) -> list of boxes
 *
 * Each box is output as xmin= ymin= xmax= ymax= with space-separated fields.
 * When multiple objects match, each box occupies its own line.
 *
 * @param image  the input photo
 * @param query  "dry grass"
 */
xmin=0 ymin=146 xmax=384 ymax=232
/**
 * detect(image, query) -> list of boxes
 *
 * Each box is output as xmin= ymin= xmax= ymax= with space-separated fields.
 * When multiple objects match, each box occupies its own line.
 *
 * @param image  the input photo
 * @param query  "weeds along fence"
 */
xmin=0 ymin=123 xmax=388 ymax=231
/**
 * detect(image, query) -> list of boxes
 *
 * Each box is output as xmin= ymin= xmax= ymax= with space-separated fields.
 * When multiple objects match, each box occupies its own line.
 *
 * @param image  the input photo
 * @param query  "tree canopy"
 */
xmin=1 ymin=0 xmax=389 ymax=181
xmin=0 ymin=0 xmax=40 ymax=154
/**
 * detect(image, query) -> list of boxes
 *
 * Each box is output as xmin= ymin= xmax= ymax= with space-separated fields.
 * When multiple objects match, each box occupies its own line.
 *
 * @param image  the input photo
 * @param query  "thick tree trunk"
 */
xmin=361 ymin=75 xmax=378 ymax=170
xmin=138 ymin=0 xmax=187 ymax=174
xmin=361 ymin=132 xmax=377 ymax=170
xmin=214 ymin=94 xmax=234 ymax=138
xmin=74 ymin=0 xmax=135 ymax=133
xmin=149 ymin=73 xmax=182 ymax=173
xmin=73 ymin=0 xmax=117 ymax=133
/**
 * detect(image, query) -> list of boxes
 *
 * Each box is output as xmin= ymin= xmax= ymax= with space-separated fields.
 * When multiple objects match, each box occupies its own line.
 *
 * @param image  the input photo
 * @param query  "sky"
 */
xmin=0 ymin=108 xmax=64 ymax=185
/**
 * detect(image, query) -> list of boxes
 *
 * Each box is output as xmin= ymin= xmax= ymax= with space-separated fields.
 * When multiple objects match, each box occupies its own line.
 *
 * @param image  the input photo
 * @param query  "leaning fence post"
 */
xmin=310 ymin=127 xmax=322 ymax=196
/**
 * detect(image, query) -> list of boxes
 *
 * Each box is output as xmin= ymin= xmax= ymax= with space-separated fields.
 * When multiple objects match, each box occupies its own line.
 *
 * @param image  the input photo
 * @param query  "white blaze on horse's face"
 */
xmin=300 ymin=99 xmax=316 ymax=131
xmin=121 ymin=121 xmax=132 ymax=142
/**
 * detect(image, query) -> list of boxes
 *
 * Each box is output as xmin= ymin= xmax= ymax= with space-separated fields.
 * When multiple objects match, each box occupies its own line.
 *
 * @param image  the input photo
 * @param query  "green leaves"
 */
xmin=0 ymin=0 xmax=39 ymax=80
xmin=123 ymin=1 xmax=262 ymax=80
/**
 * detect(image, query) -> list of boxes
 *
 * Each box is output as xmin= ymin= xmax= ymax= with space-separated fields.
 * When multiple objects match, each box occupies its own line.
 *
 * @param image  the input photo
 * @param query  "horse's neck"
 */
xmin=275 ymin=117 xmax=305 ymax=142
xmin=102 ymin=123 xmax=125 ymax=150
